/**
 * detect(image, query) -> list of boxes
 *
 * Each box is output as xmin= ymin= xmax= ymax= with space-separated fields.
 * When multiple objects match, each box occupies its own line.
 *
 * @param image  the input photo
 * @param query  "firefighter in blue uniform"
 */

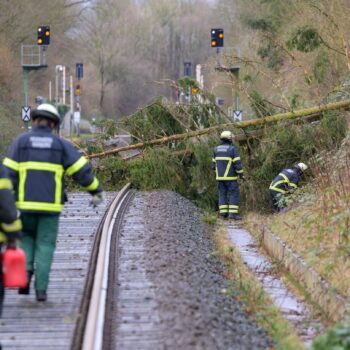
xmin=269 ymin=162 xmax=308 ymax=212
xmin=0 ymin=160 xmax=22 ymax=318
xmin=3 ymin=104 xmax=104 ymax=302
xmin=212 ymin=131 xmax=244 ymax=220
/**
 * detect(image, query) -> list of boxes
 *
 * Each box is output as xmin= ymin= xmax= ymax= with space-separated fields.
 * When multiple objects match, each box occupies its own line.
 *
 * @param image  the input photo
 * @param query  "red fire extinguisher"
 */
xmin=2 ymin=245 xmax=27 ymax=288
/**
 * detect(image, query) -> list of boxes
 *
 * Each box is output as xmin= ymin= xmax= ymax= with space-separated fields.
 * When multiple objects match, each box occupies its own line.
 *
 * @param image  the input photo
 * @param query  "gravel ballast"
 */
xmin=139 ymin=190 xmax=274 ymax=350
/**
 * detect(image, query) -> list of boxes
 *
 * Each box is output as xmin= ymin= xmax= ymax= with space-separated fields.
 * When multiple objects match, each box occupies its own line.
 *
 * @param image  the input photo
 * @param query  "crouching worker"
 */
xmin=269 ymin=162 xmax=308 ymax=213
xmin=0 ymin=159 xmax=22 ymax=317
xmin=3 ymin=103 xmax=104 ymax=302
xmin=212 ymin=131 xmax=244 ymax=221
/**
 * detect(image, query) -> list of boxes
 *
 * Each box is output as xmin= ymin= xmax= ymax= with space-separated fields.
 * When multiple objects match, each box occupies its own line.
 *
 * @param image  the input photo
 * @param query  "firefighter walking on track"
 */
xmin=0 ymin=159 xmax=22 ymax=316
xmin=212 ymin=130 xmax=244 ymax=221
xmin=3 ymin=104 xmax=104 ymax=302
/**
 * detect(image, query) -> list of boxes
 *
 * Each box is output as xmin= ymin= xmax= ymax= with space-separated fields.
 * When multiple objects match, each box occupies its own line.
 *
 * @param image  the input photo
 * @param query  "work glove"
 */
xmin=90 ymin=192 xmax=104 ymax=207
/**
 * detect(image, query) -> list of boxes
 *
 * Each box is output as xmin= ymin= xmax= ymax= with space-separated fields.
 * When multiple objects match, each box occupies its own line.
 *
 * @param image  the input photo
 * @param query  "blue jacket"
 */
xmin=3 ymin=125 xmax=102 ymax=214
xmin=212 ymin=140 xmax=244 ymax=181
xmin=0 ymin=160 xmax=22 ymax=242
xmin=269 ymin=168 xmax=301 ymax=194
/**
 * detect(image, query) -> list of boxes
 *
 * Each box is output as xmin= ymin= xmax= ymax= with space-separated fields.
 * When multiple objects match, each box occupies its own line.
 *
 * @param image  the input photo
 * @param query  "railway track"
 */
xmin=1 ymin=186 xmax=274 ymax=350
xmin=1 ymin=186 xmax=132 ymax=350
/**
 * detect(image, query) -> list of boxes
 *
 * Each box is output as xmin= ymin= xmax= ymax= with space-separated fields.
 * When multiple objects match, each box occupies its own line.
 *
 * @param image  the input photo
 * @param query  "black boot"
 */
xmin=36 ymin=290 xmax=47 ymax=302
xmin=228 ymin=213 xmax=242 ymax=221
xmin=18 ymin=271 xmax=33 ymax=295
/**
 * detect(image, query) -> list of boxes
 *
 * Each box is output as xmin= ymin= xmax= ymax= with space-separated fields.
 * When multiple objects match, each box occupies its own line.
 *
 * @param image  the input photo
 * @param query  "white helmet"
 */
xmin=31 ymin=103 xmax=61 ymax=124
xmin=220 ymin=130 xmax=233 ymax=140
xmin=295 ymin=162 xmax=308 ymax=172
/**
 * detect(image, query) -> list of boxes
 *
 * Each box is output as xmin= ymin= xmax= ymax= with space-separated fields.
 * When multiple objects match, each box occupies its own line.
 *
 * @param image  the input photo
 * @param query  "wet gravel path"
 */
xmin=140 ymin=190 xmax=273 ymax=350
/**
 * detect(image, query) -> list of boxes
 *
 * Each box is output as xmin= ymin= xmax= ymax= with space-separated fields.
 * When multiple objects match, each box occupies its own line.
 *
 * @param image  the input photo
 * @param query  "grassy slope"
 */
xmin=245 ymin=134 xmax=350 ymax=299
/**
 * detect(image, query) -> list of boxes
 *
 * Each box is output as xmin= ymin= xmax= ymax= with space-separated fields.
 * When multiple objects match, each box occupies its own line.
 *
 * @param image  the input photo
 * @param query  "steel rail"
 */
xmin=75 ymin=183 xmax=131 ymax=350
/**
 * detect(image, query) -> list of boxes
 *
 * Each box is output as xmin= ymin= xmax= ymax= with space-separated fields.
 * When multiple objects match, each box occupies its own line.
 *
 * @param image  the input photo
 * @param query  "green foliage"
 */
xmin=95 ymin=119 xmax=118 ymax=140
xmin=245 ymin=18 xmax=275 ymax=32
xmin=320 ymin=110 xmax=346 ymax=148
xmin=313 ymin=50 xmax=330 ymax=83
xmin=249 ymin=90 xmax=275 ymax=117
xmin=187 ymin=137 xmax=218 ymax=210
xmin=289 ymin=93 xmax=301 ymax=110
xmin=286 ymin=26 xmax=321 ymax=53
xmin=257 ymin=42 xmax=284 ymax=70
xmin=241 ymin=110 xmax=346 ymax=212
xmin=57 ymin=104 xmax=69 ymax=120
xmin=94 ymin=156 xmax=129 ymax=191
xmin=129 ymin=147 xmax=187 ymax=193
xmin=312 ymin=321 xmax=350 ymax=350
xmin=125 ymin=99 xmax=184 ymax=142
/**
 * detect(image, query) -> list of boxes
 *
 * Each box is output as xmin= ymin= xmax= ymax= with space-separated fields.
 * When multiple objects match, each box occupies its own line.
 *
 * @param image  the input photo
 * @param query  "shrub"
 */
xmin=129 ymin=147 xmax=187 ymax=193
xmin=312 ymin=321 xmax=350 ymax=350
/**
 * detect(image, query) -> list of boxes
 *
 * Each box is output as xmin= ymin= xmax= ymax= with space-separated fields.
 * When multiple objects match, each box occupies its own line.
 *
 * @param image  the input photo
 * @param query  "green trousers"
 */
xmin=20 ymin=213 xmax=60 ymax=291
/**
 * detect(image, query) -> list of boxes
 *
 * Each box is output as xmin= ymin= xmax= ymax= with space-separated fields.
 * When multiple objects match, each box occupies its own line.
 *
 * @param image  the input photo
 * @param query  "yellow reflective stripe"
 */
xmin=16 ymin=162 xmax=64 ymax=206
xmin=236 ymin=169 xmax=243 ymax=174
xmin=289 ymin=183 xmax=297 ymax=188
xmin=17 ymin=201 xmax=63 ymax=212
xmin=229 ymin=205 xmax=239 ymax=208
xmin=212 ymin=158 xmax=216 ymax=162
xmin=216 ymin=176 xmax=238 ymax=180
xmin=232 ymin=157 xmax=240 ymax=163
xmin=219 ymin=205 xmax=228 ymax=209
xmin=215 ymin=157 xmax=232 ymax=161
xmin=0 ymin=232 xmax=5 ymax=242
xmin=271 ymin=180 xmax=286 ymax=188
xmin=20 ymin=162 xmax=63 ymax=172
xmin=3 ymin=157 xmax=19 ymax=171
xmin=228 ymin=209 xmax=238 ymax=213
xmin=1 ymin=219 xmax=22 ymax=233
xmin=269 ymin=173 xmax=290 ymax=192
xmin=66 ymin=156 xmax=88 ymax=176
xmin=18 ymin=167 xmax=27 ymax=203
xmin=279 ymin=173 xmax=289 ymax=182
xmin=0 ymin=178 xmax=12 ymax=190
xmin=84 ymin=177 xmax=99 ymax=191
xmin=223 ymin=159 xmax=232 ymax=178
xmin=54 ymin=168 xmax=64 ymax=204
xmin=269 ymin=185 xmax=286 ymax=194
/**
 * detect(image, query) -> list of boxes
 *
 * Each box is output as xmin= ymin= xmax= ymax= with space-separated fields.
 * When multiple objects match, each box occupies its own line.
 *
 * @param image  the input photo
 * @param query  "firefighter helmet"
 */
xmin=220 ymin=130 xmax=233 ymax=140
xmin=31 ymin=104 xmax=61 ymax=124
xmin=295 ymin=162 xmax=308 ymax=172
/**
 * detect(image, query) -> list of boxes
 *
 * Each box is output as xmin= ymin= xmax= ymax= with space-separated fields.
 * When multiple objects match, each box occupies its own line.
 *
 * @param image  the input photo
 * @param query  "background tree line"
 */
xmin=1 ymin=0 xmax=350 ymax=150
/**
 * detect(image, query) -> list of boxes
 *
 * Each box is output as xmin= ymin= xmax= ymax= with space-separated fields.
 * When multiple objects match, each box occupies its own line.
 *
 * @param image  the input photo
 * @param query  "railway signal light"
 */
xmin=76 ymin=63 xmax=84 ymax=80
xmin=75 ymin=84 xmax=81 ymax=96
xmin=37 ymin=25 xmax=50 ymax=46
xmin=211 ymin=28 xmax=224 ymax=47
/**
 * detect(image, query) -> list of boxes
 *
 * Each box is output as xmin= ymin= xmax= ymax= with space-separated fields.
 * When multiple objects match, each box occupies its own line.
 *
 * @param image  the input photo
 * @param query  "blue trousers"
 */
xmin=218 ymin=181 xmax=240 ymax=216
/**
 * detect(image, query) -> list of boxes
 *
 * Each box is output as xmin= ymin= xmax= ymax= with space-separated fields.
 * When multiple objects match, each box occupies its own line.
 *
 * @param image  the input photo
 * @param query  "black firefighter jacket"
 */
xmin=3 ymin=125 xmax=102 ymax=214
xmin=269 ymin=168 xmax=300 ymax=194
xmin=0 ymin=160 xmax=22 ymax=242
xmin=212 ymin=140 xmax=244 ymax=181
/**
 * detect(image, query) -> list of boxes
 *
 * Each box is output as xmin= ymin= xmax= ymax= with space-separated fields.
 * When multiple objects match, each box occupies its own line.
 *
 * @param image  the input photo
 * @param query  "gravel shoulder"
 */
xmin=141 ymin=190 xmax=274 ymax=350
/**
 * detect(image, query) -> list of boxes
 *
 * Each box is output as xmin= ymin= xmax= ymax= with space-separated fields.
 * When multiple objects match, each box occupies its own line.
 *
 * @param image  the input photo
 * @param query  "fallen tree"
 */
xmin=88 ymin=99 xmax=350 ymax=159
